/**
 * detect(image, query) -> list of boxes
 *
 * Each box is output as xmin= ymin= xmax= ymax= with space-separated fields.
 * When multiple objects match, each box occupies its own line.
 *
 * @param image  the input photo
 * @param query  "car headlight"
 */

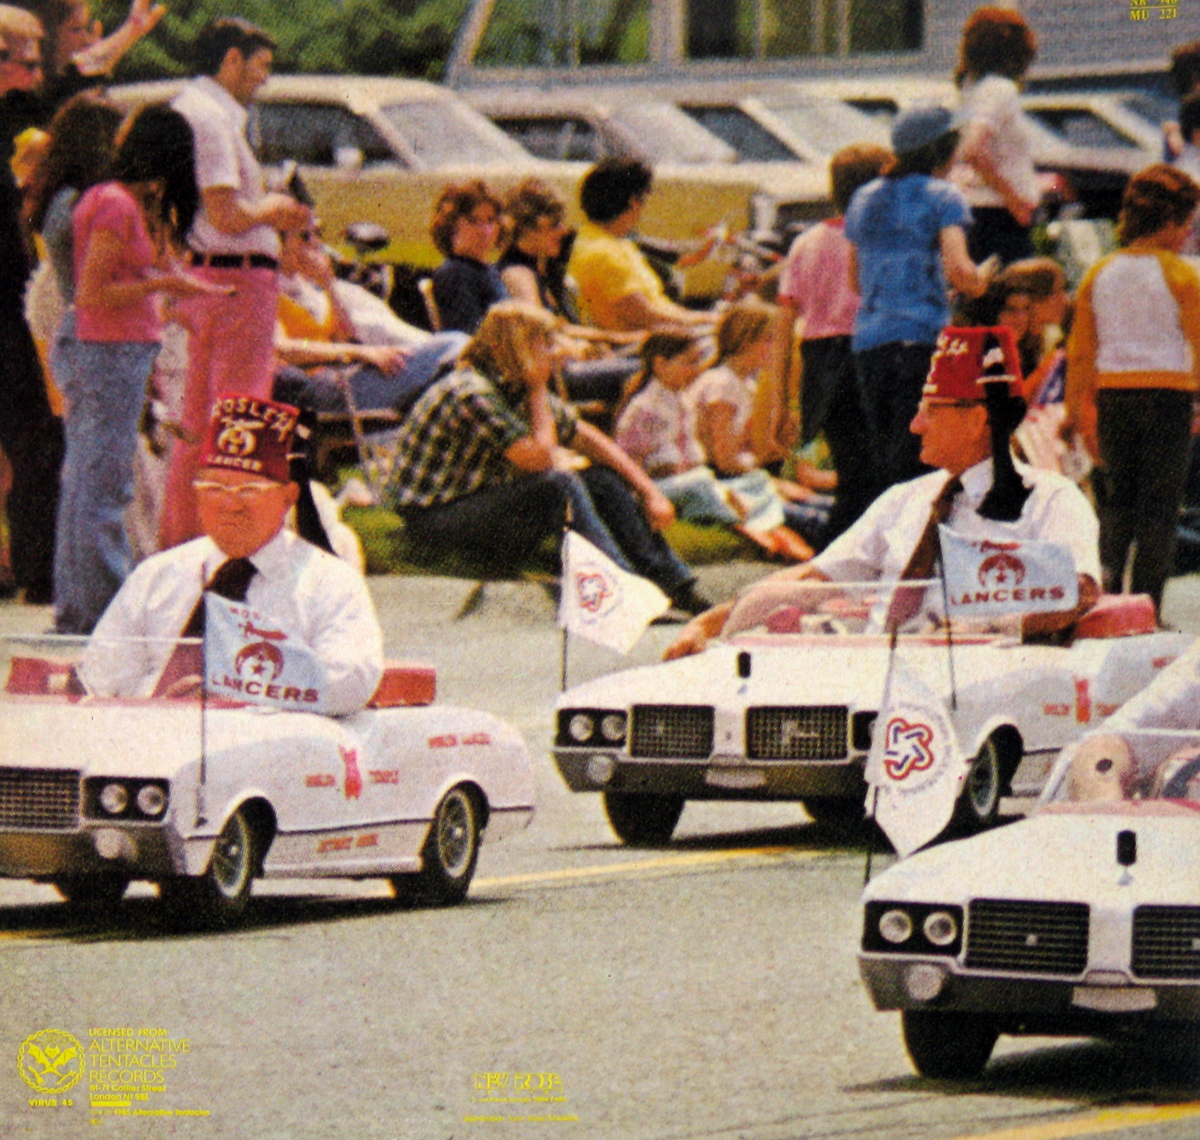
xmin=135 ymin=784 xmax=168 ymax=817
xmin=879 ymin=908 xmax=913 ymax=944
xmin=568 ymin=713 xmax=595 ymax=743
xmin=99 ymin=782 xmax=128 ymax=815
xmin=923 ymin=910 xmax=958 ymax=947
xmin=600 ymin=712 xmax=626 ymax=743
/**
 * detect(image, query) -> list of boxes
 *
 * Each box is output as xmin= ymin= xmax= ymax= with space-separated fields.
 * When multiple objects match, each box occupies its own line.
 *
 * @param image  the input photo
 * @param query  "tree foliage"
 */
xmin=86 ymin=0 xmax=471 ymax=81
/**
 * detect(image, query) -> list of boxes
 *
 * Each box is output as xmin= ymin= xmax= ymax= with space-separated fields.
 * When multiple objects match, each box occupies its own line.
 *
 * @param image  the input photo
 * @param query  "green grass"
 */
xmin=341 ymin=505 xmax=761 ymax=577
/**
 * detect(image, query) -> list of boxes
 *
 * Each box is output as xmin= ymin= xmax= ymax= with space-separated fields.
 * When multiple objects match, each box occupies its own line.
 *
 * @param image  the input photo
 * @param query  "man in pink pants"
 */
xmin=160 ymin=17 xmax=310 ymax=549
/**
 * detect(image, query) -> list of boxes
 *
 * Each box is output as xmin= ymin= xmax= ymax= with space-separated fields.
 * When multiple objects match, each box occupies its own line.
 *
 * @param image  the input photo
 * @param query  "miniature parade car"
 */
xmin=0 ymin=636 xmax=535 ymax=923
xmin=859 ymin=722 xmax=1200 ymax=1078
xmin=552 ymin=582 xmax=1192 ymax=845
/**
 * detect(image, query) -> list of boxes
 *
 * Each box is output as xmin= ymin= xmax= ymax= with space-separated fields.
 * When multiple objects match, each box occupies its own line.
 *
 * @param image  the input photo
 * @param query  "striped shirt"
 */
xmin=385 ymin=366 xmax=578 ymax=509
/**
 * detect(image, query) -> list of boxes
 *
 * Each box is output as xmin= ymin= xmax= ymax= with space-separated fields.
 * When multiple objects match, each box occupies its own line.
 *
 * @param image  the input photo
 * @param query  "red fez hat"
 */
xmin=200 ymin=394 xmax=300 ymax=483
xmin=922 ymin=326 xmax=1023 ymax=402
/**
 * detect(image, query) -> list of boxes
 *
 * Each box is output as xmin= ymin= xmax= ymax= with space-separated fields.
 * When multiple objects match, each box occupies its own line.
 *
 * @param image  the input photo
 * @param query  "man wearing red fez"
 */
xmin=80 ymin=395 xmax=383 ymax=713
xmin=666 ymin=326 xmax=1101 ymax=657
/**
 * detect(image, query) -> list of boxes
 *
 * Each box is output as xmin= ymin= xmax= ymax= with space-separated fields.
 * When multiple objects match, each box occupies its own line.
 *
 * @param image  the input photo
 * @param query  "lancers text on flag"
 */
xmin=204 ymin=594 xmax=329 ymax=712
xmin=938 ymin=526 xmax=1076 ymax=618
xmin=558 ymin=532 xmax=671 ymax=655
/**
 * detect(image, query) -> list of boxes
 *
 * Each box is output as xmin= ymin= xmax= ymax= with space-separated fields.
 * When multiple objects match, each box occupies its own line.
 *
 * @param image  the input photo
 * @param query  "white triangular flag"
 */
xmin=558 ymin=531 xmax=671 ymax=654
xmin=865 ymin=659 xmax=967 ymax=857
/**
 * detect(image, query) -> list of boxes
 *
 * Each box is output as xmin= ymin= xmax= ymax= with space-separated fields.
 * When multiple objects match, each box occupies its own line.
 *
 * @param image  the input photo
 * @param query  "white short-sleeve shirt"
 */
xmin=171 ymin=76 xmax=281 ymax=258
xmin=950 ymin=75 xmax=1041 ymax=212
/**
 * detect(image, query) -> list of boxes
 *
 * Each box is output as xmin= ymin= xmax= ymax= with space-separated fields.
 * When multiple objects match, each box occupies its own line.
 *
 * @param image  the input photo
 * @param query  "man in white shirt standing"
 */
xmin=160 ymin=18 xmax=311 ymax=551
xmin=82 ymin=393 xmax=383 ymax=716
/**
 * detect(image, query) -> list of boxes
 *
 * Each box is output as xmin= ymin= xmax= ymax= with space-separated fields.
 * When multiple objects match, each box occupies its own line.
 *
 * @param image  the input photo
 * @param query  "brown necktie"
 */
xmin=154 ymin=558 xmax=258 ymax=697
xmin=886 ymin=475 xmax=963 ymax=632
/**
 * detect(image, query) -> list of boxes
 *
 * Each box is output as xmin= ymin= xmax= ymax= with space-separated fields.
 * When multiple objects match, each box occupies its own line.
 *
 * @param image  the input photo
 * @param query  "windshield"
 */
xmin=761 ymin=97 xmax=890 ymax=154
xmin=1043 ymin=728 xmax=1200 ymax=810
xmin=609 ymin=103 xmax=738 ymax=164
xmin=380 ymin=100 xmax=529 ymax=167
xmin=723 ymin=580 xmax=954 ymax=639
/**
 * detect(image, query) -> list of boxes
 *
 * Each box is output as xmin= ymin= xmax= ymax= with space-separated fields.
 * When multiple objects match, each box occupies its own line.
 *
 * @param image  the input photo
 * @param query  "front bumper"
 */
xmin=553 ymin=748 xmax=867 ymax=800
xmin=859 ymin=955 xmax=1200 ymax=1031
xmin=0 ymin=825 xmax=181 ymax=880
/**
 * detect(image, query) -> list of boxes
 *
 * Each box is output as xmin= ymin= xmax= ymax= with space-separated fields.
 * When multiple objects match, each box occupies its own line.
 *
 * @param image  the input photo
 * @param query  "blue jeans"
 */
xmin=53 ymin=320 xmax=159 ymax=634
xmin=854 ymin=341 xmax=936 ymax=495
xmin=402 ymin=466 xmax=694 ymax=595
xmin=275 ymin=333 xmax=469 ymax=414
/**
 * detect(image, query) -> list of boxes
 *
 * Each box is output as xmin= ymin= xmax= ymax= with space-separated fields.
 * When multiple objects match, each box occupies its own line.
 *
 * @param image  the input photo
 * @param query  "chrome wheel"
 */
xmin=392 ymin=786 xmax=482 ymax=906
xmin=211 ymin=809 xmax=253 ymax=899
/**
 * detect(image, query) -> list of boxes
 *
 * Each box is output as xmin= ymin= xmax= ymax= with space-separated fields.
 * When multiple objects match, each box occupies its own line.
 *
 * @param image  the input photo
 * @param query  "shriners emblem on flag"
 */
xmin=881 ymin=717 xmax=936 ymax=781
xmin=977 ymin=540 xmax=1026 ymax=587
xmin=234 ymin=640 xmax=285 ymax=682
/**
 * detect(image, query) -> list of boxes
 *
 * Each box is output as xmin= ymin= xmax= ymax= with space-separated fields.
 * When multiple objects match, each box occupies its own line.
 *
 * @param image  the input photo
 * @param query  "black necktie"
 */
xmin=886 ymin=476 xmax=963 ymax=632
xmin=156 ymin=558 xmax=258 ymax=698
xmin=180 ymin=558 xmax=258 ymax=638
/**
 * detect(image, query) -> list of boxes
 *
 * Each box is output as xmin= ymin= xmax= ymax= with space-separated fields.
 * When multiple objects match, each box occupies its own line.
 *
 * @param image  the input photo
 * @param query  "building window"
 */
xmin=685 ymin=0 xmax=921 ymax=60
xmin=477 ymin=0 xmax=650 ymax=67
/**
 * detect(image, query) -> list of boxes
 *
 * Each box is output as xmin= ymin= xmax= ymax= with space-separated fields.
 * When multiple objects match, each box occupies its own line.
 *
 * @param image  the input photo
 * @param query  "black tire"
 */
xmin=53 ymin=874 xmax=129 ymax=912
xmin=161 ymin=807 xmax=258 ymax=926
xmin=953 ymin=737 xmax=1005 ymax=834
xmin=392 ymin=785 xmax=482 ymax=906
xmin=602 ymin=790 xmax=684 ymax=846
xmin=902 ymin=1010 xmax=998 ymax=1080
xmin=804 ymin=797 xmax=864 ymax=829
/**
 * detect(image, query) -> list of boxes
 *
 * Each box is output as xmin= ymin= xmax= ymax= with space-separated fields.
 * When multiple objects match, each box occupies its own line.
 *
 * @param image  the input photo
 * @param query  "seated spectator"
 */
xmin=691 ymin=301 xmax=831 ymax=548
xmin=567 ymin=158 xmax=713 ymax=334
xmin=385 ymin=302 xmax=711 ymax=613
xmin=271 ymin=224 xmax=467 ymax=415
xmin=777 ymin=142 xmax=893 ymax=542
xmin=615 ymin=332 xmax=815 ymax=561
xmin=429 ymin=180 xmax=507 ymax=334
xmin=498 ymin=177 xmax=641 ymax=408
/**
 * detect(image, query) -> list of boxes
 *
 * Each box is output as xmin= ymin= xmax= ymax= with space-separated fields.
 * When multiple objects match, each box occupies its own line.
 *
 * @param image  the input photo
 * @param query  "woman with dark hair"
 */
xmin=55 ymin=103 xmax=217 ymax=634
xmin=949 ymin=5 xmax=1041 ymax=264
xmin=1066 ymin=163 xmax=1200 ymax=614
xmin=429 ymin=179 xmax=508 ymax=334
xmin=27 ymin=90 xmax=122 ymax=403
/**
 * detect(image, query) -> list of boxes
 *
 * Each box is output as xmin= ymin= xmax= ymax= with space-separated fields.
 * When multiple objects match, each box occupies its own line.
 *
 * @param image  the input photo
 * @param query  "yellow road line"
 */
xmin=946 ymin=1102 xmax=1200 ymax=1140
xmin=473 ymin=845 xmax=826 ymax=890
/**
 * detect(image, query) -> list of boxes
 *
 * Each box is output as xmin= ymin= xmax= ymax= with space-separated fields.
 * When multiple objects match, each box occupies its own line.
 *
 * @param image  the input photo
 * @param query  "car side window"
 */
xmin=251 ymin=103 xmax=398 ymax=168
xmin=680 ymin=105 xmax=798 ymax=162
xmin=1023 ymin=109 xmax=1140 ymax=151
xmin=492 ymin=116 xmax=607 ymax=162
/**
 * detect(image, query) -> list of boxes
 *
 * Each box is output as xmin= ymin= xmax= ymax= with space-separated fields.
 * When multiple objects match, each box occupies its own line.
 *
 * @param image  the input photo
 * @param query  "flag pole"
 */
xmin=196 ymin=573 xmax=208 ymax=827
xmin=864 ymin=621 xmax=899 ymax=885
xmin=936 ymin=555 xmax=958 ymax=711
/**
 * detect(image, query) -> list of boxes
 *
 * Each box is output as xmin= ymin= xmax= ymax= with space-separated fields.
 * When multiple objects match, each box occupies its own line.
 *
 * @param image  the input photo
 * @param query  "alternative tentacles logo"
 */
xmin=17 ymin=1030 xmax=85 ymax=1093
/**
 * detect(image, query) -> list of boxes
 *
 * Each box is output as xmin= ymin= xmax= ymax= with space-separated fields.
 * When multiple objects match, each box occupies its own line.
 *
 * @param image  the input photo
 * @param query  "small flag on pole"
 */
xmin=939 ymin=526 xmax=1076 ymax=618
xmin=559 ymin=531 xmax=671 ymax=654
xmin=204 ymin=594 xmax=329 ymax=712
xmin=865 ymin=659 xmax=967 ymax=857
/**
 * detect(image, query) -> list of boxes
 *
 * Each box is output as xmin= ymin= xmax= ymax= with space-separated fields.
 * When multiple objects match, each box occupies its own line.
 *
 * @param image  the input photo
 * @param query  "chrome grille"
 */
xmin=630 ymin=705 xmax=713 ymax=759
xmin=0 ymin=767 xmax=80 ymax=829
xmin=746 ymin=706 xmax=847 ymax=760
xmin=1132 ymin=906 xmax=1200 ymax=979
xmin=965 ymin=899 xmax=1089 ymax=975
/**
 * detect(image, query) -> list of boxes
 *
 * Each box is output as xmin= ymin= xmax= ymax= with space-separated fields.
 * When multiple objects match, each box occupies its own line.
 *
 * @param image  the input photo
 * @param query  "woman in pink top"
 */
xmin=56 ymin=104 xmax=215 ymax=634
xmin=778 ymin=143 xmax=892 ymax=541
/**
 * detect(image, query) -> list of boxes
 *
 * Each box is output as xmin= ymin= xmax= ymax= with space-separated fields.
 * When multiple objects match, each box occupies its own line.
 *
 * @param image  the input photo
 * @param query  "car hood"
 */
xmin=0 ymin=699 xmax=341 ymax=779
xmin=864 ymin=807 xmax=1200 ymax=907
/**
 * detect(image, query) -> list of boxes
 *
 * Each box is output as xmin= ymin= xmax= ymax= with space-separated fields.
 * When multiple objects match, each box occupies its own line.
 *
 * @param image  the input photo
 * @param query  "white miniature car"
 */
xmin=552 ymin=583 xmax=1191 ymax=844
xmin=0 ymin=636 xmax=534 ymax=924
xmin=859 ymin=724 xmax=1200 ymax=1078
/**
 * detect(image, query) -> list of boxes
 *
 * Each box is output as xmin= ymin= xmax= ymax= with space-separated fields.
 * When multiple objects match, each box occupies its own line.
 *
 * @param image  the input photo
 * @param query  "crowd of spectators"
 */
xmin=2 ymin=1 xmax=1200 ymax=640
